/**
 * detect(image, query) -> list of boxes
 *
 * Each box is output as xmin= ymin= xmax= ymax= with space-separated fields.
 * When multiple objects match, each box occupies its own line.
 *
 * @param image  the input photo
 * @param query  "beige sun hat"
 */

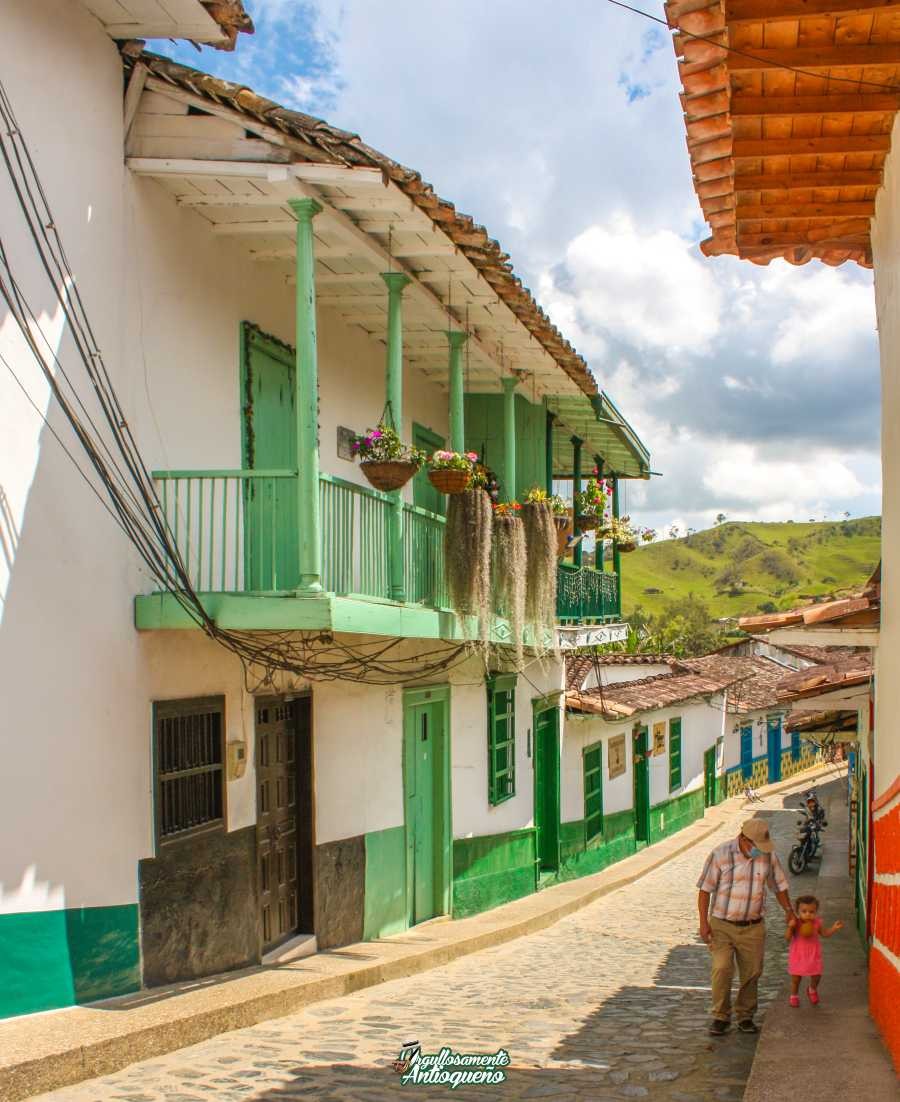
xmin=741 ymin=819 xmax=774 ymax=854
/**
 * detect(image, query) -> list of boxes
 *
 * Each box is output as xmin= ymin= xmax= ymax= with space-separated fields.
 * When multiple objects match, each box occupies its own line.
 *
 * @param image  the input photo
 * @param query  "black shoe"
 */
xmin=737 ymin=1019 xmax=758 ymax=1034
xmin=709 ymin=1020 xmax=730 ymax=1036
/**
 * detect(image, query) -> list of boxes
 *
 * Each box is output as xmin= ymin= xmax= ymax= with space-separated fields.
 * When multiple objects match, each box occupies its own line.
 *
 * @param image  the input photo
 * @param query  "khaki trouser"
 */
xmin=708 ymin=916 xmax=766 ymax=1022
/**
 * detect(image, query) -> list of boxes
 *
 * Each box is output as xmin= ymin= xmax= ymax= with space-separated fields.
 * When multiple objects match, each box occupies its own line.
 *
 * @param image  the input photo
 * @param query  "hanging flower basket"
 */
xmin=360 ymin=460 xmax=419 ymax=492
xmin=575 ymin=514 xmax=599 ymax=533
xmin=428 ymin=467 xmax=471 ymax=494
xmin=617 ymin=540 xmax=637 ymax=553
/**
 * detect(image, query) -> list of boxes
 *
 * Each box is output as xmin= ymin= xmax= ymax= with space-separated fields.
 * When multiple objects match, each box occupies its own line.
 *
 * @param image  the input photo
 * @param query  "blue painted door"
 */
xmin=767 ymin=717 xmax=782 ymax=783
xmin=740 ymin=725 xmax=753 ymax=779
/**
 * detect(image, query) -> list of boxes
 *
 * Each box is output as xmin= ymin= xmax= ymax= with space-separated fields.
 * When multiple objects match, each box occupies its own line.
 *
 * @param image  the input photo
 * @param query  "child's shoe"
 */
xmin=789 ymin=995 xmax=800 ymax=1007
xmin=807 ymin=988 xmax=819 ymax=1005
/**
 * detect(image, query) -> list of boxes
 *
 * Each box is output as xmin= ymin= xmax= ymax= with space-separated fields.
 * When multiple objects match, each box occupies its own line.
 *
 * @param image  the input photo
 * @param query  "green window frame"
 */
xmin=669 ymin=716 xmax=682 ymax=792
xmin=487 ymin=675 xmax=516 ymax=805
xmin=583 ymin=740 xmax=604 ymax=843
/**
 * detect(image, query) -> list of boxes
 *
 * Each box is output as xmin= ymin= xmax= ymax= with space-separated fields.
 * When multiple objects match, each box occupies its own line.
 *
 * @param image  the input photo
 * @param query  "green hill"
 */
xmin=619 ymin=517 xmax=881 ymax=620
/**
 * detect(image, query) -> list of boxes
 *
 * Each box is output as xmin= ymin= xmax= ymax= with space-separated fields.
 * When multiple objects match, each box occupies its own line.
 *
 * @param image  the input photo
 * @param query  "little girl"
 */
xmin=786 ymin=894 xmax=843 ymax=1006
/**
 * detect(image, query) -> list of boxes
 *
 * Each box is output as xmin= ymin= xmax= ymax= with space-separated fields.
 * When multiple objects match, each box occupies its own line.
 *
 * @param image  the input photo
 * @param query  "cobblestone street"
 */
xmin=35 ymin=779 xmax=843 ymax=1102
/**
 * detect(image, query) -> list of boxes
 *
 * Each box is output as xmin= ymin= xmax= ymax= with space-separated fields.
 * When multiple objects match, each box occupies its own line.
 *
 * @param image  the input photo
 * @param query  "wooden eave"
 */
xmin=121 ymin=50 xmax=612 ymax=408
xmin=82 ymin=0 xmax=252 ymax=50
xmin=665 ymin=0 xmax=900 ymax=267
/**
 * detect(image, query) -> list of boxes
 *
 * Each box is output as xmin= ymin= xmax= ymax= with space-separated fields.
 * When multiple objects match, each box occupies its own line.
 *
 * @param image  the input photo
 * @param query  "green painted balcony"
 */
xmin=134 ymin=469 xmax=619 ymax=637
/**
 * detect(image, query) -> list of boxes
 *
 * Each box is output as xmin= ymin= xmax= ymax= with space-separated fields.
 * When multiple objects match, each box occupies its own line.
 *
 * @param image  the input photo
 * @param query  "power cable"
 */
xmin=607 ymin=0 xmax=900 ymax=94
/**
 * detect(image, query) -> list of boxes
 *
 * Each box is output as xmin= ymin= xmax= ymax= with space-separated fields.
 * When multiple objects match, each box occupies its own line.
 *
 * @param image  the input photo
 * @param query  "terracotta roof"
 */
xmin=664 ymin=0 xmax=900 ymax=268
xmin=740 ymin=565 xmax=880 ymax=634
xmin=778 ymin=644 xmax=861 ymax=664
xmin=566 ymin=668 xmax=743 ymax=719
xmin=565 ymin=653 xmax=676 ymax=691
xmin=776 ymin=654 xmax=873 ymax=702
xmin=786 ymin=709 xmax=858 ymax=735
xmin=680 ymin=654 xmax=788 ymax=711
xmin=124 ymin=51 xmax=602 ymax=402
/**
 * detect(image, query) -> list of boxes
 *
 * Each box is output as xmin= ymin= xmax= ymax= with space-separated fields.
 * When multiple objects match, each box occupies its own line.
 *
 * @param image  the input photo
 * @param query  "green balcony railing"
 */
xmin=556 ymin=562 xmax=619 ymax=624
xmin=151 ymin=470 xmax=620 ymax=624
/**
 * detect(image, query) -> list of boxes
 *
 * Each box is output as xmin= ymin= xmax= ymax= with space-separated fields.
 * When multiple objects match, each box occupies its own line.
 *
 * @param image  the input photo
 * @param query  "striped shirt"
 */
xmin=697 ymin=839 xmax=789 ymax=921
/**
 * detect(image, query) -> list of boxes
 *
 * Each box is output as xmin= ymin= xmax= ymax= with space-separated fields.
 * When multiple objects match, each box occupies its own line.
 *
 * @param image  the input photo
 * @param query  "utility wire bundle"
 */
xmin=0 ymin=78 xmax=473 ymax=685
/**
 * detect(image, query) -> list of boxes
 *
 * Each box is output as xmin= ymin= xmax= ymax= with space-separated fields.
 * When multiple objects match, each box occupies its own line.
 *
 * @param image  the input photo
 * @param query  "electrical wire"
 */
xmin=607 ymin=0 xmax=900 ymax=94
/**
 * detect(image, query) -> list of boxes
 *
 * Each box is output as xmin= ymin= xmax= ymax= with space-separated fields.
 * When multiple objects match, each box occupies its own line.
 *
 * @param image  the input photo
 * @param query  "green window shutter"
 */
xmin=669 ymin=717 xmax=682 ymax=792
xmin=487 ymin=676 xmax=517 ymax=805
xmin=583 ymin=741 xmax=604 ymax=843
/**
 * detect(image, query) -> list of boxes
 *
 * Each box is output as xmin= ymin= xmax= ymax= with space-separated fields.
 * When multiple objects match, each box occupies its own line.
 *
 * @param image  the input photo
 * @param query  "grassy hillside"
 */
xmin=619 ymin=517 xmax=881 ymax=620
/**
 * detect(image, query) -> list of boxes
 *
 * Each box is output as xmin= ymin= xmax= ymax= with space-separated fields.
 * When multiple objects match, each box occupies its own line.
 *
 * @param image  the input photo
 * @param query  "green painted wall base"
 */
xmin=0 ymin=904 xmax=139 ymax=1019
xmin=650 ymin=787 xmax=705 ymax=843
xmin=452 ymin=828 xmax=537 ymax=918
xmin=547 ymin=808 xmax=637 ymax=886
xmin=363 ymin=825 xmax=408 ymax=940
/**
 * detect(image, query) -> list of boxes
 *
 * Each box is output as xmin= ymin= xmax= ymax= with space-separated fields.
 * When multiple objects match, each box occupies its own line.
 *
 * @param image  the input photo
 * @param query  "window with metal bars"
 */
xmin=487 ymin=676 xmax=516 ymax=805
xmin=583 ymin=741 xmax=603 ymax=843
xmin=669 ymin=716 xmax=682 ymax=792
xmin=153 ymin=697 xmax=225 ymax=842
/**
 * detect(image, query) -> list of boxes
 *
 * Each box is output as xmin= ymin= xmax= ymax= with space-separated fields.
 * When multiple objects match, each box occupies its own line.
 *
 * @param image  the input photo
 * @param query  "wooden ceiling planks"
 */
xmin=668 ymin=0 xmax=900 ymax=264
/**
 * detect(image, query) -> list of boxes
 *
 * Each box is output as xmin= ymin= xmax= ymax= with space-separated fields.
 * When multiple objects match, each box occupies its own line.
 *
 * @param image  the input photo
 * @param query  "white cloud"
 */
xmin=540 ymin=215 xmax=723 ymax=356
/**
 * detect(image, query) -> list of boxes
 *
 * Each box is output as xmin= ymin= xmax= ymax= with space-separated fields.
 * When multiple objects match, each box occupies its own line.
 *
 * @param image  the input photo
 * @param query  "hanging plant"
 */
xmin=606 ymin=515 xmax=654 ymax=553
xmin=491 ymin=503 xmax=527 ymax=661
xmin=444 ymin=487 xmax=493 ymax=639
xmin=351 ymin=423 xmax=425 ymax=492
xmin=574 ymin=476 xmax=609 ymax=532
xmin=428 ymin=450 xmax=478 ymax=495
xmin=521 ymin=497 xmax=558 ymax=650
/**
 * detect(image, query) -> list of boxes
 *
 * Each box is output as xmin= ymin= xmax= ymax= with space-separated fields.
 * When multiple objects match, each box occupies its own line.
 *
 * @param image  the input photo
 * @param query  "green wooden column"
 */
xmin=446 ymin=330 xmax=468 ymax=452
xmin=571 ymin=436 xmax=583 ymax=568
xmin=545 ymin=411 xmax=556 ymax=493
xmin=502 ymin=377 xmax=518 ymax=499
xmin=612 ymin=475 xmax=622 ymax=616
xmin=382 ymin=271 xmax=411 ymax=603
xmin=288 ymin=197 xmax=323 ymax=594
xmin=594 ymin=455 xmax=605 ymax=573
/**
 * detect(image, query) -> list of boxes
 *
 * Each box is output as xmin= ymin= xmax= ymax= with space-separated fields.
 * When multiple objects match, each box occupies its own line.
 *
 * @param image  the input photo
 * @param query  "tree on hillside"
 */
xmin=641 ymin=596 xmax=728 ymax=657
xmin=715 ymin=513 xmax=727 ymax=525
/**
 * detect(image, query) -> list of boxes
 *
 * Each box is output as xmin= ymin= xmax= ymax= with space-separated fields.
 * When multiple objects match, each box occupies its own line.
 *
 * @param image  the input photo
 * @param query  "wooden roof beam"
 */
xmin=727 ymin=44 xmax=900 ymax=71
xmin=733 ymin=135 xmax=891 ymax=156
xmin=731 ymin=93 xmax=900 ymax=117
xmin=737 ymin=231 xmax=869 ymax=246
xmin=725 ymin=0 xmax=900 ymax=24
xmin=735 ymin=200 xmax=874 ymax=217
xmin=731 ymin=170 xmax=883 ymax=189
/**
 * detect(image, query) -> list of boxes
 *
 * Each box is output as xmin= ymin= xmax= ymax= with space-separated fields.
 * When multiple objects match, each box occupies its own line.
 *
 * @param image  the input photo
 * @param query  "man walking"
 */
xmin=697 ymin=818 xmax=793 ymax=1036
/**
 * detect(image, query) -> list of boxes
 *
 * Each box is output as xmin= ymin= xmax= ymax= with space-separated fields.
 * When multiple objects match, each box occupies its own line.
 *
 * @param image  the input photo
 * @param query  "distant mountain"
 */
xmin=619 ymin=517 xmax=881 ymax=620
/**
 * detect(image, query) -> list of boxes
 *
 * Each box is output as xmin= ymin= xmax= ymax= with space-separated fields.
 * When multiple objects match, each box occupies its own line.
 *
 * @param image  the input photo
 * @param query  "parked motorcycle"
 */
xmin=789 ymin=798 xmax=828 ymax=874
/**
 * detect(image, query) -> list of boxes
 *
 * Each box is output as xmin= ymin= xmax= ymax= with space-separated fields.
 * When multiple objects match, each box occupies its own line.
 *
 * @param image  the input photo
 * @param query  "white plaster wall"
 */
xmin=873 ymin=118 xmax=900 ymax=800
xmin=722 ymin=708 xmax=790 ymax=770
xmin=581 ymin=663 xmax=673 ymax=690
xmin=450 ymin=655 xmax=564 ymax=840
xmin=0 ymin=0 xmax=452 ymax=917
xmin=645 ymin=700 xmax=719 ymax=806
xmin=561 ymin=716 xmax=634 ymax=821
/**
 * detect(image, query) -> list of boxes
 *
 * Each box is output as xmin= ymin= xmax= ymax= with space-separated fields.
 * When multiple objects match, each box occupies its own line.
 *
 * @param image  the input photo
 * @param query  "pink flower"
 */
xmin=466 ymin=452 xmax=478 ymax=461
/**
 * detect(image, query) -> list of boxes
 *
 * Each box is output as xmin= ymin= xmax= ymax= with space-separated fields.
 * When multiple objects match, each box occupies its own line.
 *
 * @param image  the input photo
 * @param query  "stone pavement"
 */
xmin=30 ymin=772 xmax=847 ymax=1102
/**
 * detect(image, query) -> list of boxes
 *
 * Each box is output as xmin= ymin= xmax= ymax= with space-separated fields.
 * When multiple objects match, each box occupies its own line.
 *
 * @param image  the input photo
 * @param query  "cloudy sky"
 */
xmin=155 ymin=0 xmax=881 ymax=535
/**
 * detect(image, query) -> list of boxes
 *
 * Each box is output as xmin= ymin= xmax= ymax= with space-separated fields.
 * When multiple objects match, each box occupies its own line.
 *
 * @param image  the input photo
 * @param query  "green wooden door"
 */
xmin=703 ymin=747 xmax=716 ymax=807
xmin=412 ymin=424 xmax=446 ymax=517
xmin=633 ymin=726 xmax=650 ymax=844
xmin=404 ymin=697 xmax=448 ymax=925
xmin=533 ymin=705 xmax=560 ymax=872
xmin=241 ymin=326 xmax=298 ymax=591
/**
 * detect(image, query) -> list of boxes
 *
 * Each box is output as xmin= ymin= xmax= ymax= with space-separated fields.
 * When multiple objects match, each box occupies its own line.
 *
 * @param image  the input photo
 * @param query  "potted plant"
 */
xmin=608 ymin=515 xmax=654 ymax=552
xmin=574 ymin=476 xmax=608 ymax=531
xmin=444 ymin=483 xmax=493 ymax=640
xmin=351 ymin=423 xmax=424 ymax=491
xmin=428 ymin=450 xmax=478 ymax=495
xmin=524 ymin=488 xmax=571 ymax=560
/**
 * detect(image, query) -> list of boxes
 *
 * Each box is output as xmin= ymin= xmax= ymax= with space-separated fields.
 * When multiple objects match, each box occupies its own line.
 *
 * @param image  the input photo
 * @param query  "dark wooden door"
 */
xmin=633 ymin=726 xmax=650 ymax=844
xmin=704 ymin=747 xmax=716 ymax=807
xmin=256 ymin=696 xmax=313 ymax=953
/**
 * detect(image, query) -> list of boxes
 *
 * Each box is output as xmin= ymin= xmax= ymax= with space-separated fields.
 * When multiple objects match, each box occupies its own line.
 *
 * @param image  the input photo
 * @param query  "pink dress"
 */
xmin=788 ymin=917 xmax=823 ymax=976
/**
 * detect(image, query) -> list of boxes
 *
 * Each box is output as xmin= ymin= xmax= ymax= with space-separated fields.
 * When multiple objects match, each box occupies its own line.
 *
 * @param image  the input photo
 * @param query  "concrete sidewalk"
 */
xmin=744 ymin=781 xmax=898 ymax=1101
xmin=0 ymin=763 xmax=838 ymax=1102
